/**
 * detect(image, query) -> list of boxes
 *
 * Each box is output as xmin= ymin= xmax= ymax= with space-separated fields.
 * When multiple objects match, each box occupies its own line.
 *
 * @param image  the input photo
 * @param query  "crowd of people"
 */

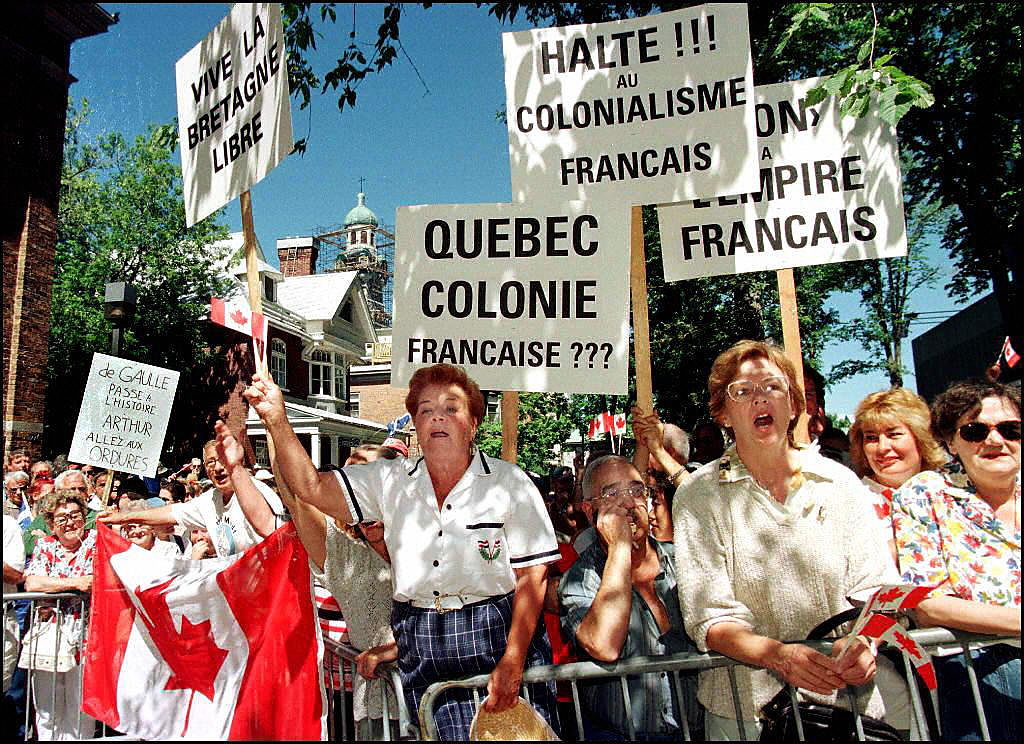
xmin=2 ymin=342 xmax=1020 ymax=741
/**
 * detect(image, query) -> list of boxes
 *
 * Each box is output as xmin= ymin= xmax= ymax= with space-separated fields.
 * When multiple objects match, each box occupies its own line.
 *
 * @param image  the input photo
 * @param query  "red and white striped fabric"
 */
xmin=82 ymin=524 xmax=325 ymax=740
xmin=314 ymin=580 xmax=348 ymax=691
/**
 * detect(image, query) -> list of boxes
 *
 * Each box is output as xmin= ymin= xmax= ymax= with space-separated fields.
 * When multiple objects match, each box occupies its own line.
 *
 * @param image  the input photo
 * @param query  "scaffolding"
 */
xmin=312 ymin=221 xmax=395 ymax=329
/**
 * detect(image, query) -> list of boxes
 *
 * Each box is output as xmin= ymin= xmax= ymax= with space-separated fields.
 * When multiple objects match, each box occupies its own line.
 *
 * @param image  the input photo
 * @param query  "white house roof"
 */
xmin=276 ymin=272 xmax=359 ymax=320
xmin=228 ymin=256 xmax=284 ymax=281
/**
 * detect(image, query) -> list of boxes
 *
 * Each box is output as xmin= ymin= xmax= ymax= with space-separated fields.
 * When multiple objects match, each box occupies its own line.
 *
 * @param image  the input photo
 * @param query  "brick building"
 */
xmin=3 ymin=4 xmax=115 ymax=461
xmin=210 ymin=232 xmax=401 ymax=467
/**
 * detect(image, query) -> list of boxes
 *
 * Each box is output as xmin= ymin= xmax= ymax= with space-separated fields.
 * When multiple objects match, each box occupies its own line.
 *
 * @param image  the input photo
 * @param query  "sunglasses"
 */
xmin=957 ymin=420 xmax=1021 ymax=443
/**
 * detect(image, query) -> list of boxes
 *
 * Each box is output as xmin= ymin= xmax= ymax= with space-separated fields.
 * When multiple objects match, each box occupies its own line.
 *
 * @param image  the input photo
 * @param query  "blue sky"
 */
xmin=69 ymin=3 xmax=971 ymax=420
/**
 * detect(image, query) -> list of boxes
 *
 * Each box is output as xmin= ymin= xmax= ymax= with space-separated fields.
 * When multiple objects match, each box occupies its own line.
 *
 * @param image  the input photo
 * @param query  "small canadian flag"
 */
xmin=588 ymin=412 xmax=628 ymax=439
xmin=1002 ymin=336 xmax=1020 ymax=368
xmin=210 ymin=297 xmax=268 ymax=369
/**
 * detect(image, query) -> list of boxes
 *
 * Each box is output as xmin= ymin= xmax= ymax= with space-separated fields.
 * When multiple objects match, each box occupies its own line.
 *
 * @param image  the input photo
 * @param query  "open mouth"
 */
xmin=429 ymin=431 xmax=449 ymax=438
xmin=753 ymin=413 xmax=774 ymax=430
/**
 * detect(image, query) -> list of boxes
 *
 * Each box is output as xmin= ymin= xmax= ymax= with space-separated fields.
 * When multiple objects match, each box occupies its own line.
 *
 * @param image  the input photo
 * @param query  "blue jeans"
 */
xmin=935 ymin=644 xmax=1021 ymax=741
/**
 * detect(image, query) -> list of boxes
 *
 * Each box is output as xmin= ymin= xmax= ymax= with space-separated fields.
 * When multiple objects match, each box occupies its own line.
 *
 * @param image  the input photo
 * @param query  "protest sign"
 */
xmin=68 ymin=353 xmax=180 ymax=478
xmin=503 ymin=3 xmax=757 ymax=205
xmin=657 ymin=77 xmax=908 ymax=281
xmin=176 ymin=3 xmax=292 ymax=227
xmin=392 ymin=202 xmax=631 ymax=394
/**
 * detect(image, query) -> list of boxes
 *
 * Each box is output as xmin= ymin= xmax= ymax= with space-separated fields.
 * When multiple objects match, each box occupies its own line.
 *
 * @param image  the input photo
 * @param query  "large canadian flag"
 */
xmin=82 ymin=524 xmax=326 ymax=740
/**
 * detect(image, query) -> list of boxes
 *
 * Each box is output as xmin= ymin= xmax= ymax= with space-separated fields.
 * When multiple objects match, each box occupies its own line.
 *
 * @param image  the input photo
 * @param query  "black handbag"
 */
xmin=758 ymin=609 xmax=903 ymax=742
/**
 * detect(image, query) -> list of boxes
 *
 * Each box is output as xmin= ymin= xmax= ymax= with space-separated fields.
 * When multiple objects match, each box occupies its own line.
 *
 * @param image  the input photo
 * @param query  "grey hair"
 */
xmin=662 ymin=424 xmax=690 ymax=465
xmin=54 ymin=469 xmax=87 ymax=489
xmin=580 ymin=454 xmax=632 ymax=501
xmin=4 ymin=470 xmax=29 ymax=486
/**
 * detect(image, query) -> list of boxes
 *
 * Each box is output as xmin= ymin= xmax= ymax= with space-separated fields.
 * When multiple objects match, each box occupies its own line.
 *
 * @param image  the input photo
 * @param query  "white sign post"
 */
xmin=392 ymin=202 xmax=631 ymax=394
xmin=68 ymin=353 xmax=180 ymax=478
xmin=657 ymin=77 xmax=908 ymax=281
xmin=503 ymin=2 xmax=758 ymax=205
xmin=175 ymin=2 xmax=293 ymax=227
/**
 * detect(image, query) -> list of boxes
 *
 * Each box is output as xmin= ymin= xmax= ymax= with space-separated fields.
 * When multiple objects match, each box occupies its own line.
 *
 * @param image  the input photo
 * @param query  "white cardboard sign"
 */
xmin=69 ymin=354 xmax=180 ymax=478
xmin=392 ymin=202 xmax=631 ymax=394
xmin=176 ymin=3 xmax=293 ymax=227
xmin=657 ymin=77 xmax=908 ymax=281
xmin=503 ymin=3 xmax=758 ymax=206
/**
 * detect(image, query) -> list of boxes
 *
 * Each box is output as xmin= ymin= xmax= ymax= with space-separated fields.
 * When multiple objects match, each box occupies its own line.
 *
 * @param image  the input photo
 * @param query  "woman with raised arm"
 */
xmin=672 ymin=341 xmax=898 ymax=740
xmin=892 ymin=379 xmax=1021 ymax=740
xmin=244 ymin=363 xmax=560 ymax=740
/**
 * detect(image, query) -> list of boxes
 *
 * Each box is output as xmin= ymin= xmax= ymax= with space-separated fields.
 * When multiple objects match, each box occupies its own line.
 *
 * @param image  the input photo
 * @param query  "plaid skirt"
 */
xmin=392 ymin=592 xmax=559 ymax=741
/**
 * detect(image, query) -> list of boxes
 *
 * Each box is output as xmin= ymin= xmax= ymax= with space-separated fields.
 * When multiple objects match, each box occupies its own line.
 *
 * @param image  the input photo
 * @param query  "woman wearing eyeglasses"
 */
xmin=22 ymin=490 xmax=97 ymax=740
xmin=673 ymin=341 xmax=897 ymax=740
xmin=891 ymin=380 xmax=1021 ymax=740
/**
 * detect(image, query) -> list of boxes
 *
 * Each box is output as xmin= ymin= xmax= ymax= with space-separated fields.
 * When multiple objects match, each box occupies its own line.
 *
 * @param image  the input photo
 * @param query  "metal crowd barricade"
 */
xmin=322 ymin=637 xmax=414 ymax=741
xmin=417 ymin=627 xmax=1017 ymax=741
xmin=2 ymin=591 xmax=130 ymax=741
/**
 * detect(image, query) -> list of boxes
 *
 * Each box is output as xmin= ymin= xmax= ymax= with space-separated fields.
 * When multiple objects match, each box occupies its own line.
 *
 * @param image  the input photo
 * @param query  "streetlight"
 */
xmin=103 ymin=282 xmax=137 ymax=357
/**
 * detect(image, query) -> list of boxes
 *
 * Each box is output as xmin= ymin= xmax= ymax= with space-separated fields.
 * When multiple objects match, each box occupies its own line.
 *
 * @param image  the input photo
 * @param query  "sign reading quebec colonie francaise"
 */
xmin=391 ymin=203 xmax=631 ymax=394
xmin=68 ymin=354 xmax=180 ymax=478
xmin=175 ymin=3 xmax=293 ymax=227
xmin=657 ymin=77 xmax=908 ymax=281
xmin=503 ymin=3 xmax=758 ymax=205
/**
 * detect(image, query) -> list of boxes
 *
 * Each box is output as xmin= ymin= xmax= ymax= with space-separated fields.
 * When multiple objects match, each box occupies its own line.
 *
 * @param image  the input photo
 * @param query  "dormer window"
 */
xmin=263 ymin=276 xmax=276 ymax=302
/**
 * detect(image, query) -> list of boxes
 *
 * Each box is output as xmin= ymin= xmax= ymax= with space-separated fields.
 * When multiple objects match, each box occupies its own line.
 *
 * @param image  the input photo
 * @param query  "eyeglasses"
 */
xmin=726 ymin=376 xmax=789 ymax=403
xmin=52 ymin=511 xmax=85 ymax=527
xmin=7 ymin=486 xmax=27 ymax=492
xmin=957 ymin=420 xmax=1021 ymax=443
xmin=588 ymin=484 xmax=650 ymax=506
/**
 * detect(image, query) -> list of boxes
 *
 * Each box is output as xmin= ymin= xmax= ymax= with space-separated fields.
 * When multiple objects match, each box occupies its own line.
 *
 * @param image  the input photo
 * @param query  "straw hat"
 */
xmin=469 ymin=697 xmax=559 ymax=741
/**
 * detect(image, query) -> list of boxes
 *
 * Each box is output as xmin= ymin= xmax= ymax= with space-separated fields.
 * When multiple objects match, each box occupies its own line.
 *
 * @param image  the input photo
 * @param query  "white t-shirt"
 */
xmin=335 ymin=451 xmax=559 ymax=604
xmin=170 ymin=479 xmax=285 ymax=558
xmin=3 ymin=514 xmax=25 ymax=593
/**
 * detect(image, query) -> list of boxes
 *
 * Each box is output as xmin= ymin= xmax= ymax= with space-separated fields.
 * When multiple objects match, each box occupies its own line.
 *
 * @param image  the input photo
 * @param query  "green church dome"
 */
xmin=344 ymin=192 xmax=378 ymax=228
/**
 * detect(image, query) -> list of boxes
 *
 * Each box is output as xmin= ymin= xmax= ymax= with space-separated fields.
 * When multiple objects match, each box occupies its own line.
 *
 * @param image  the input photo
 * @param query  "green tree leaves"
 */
xmin=47 ymin=99 xmax=233 ymax=458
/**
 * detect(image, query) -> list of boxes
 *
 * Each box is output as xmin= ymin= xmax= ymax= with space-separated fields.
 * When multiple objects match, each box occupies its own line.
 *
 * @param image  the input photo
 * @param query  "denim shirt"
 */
xmin=559 ymin=538 xmax=699 ymax=736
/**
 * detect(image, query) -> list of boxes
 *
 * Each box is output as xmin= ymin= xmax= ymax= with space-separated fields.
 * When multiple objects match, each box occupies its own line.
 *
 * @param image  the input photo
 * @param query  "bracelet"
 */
xmin=669 ymin=468 xmax=686 ymax=485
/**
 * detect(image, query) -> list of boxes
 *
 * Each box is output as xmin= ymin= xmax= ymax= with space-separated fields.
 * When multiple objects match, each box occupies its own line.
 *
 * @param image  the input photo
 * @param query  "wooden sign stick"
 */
xmin=630 ymin=206 xmax=654 ymax=414
xmin=776 ymin=267 xmax=809 ymax=444
xmin=500 ymin=391 xmax=519 ymax=464
xmin=240 ymin=189 xmax=279 ymax=464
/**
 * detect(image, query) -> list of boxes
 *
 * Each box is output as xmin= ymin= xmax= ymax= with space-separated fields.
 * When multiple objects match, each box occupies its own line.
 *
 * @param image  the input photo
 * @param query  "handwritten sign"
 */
xmin=657 ymin=77 xmax=907 ymax=281
xmin=68 ymin=354 xmax=180 ymax=477
xmin=175 ymin=3 xmax=293 ymax=226
xmin=503 ymin=2 xmax=758 ymax=205
xmin=392 ymin=202 xmax=631 ymax=394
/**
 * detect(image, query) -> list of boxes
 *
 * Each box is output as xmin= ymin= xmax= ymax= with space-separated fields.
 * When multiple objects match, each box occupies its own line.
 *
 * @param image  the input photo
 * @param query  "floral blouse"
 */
xmin=892 ymin=465 xmax=1021 ymax=607
xmin=26 ymin=529 xmax=97 ymax=579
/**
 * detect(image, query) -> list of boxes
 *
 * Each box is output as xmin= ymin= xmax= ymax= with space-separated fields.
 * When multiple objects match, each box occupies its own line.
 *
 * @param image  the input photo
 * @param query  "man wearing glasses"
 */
xmin=100 ymin=426 xmax=285 ymax=558
xmin=558 ymin=455 xmax=701 ymax=740
xmin=3 ymin=471 xmax=29 ymax=522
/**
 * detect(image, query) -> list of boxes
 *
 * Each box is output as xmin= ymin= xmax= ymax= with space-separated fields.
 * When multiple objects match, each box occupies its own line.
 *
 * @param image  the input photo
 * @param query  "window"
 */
xmin=270 ymin=338 xmax=287 ymax=388
xmin=310 ymin=350 xmax=346 ymax=399
xmin=486 ymin=395 xmax=501 ymax=422
xmin=349 ymin=391 xmax=360 ymax=418
xmin=263 ymin=276 xmax=276 ymax=302
xmin=338 ymin=301 xmax=353 ymax=322
xmin=253 ymin=438 xmax=269 ymax=468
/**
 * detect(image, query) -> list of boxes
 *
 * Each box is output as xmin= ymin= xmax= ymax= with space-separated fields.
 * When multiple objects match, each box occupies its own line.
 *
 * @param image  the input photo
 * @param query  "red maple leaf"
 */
xmin=134 ymin=578 xmax=229 ymax=734
xmin=875 ymin=587 xmax=905 ymax=605
xmin=229 ymin=308 xmax=249 ymax=328
xmin=891 ymin=630 xmax=922 ymax=659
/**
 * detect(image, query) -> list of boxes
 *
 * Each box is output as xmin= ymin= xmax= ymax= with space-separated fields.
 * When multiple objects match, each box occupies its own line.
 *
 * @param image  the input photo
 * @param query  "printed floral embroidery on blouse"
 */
xmin=892 ymin=467 xmax=1021 ymax=607
xmin=26 ymin=530 xmax=97 ymax=579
